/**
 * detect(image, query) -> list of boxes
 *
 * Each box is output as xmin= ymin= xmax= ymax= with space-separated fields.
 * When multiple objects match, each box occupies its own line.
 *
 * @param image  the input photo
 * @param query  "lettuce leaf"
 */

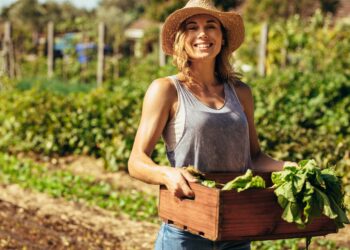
xmin=222 ymin=169 xmax=266 ymax=192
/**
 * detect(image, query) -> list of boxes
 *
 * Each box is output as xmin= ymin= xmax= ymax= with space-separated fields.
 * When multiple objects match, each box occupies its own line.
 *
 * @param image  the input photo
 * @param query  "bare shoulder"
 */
xmin=142 ymin=77 xmax=178 ymax=117
xmin=233 ymin=80 xmax=252 ymax=97
xmin=146 ymin=77 xmax=177 ymax=101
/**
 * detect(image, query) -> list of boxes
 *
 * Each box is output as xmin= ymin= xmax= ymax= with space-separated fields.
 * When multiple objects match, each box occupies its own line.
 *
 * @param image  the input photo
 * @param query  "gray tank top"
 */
xmin=165 ymin=75 xmax=252 ymax=173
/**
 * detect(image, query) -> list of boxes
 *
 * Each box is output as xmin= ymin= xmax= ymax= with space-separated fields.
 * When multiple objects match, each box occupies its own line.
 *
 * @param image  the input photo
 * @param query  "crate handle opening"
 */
xmin=180 ymin=195 xmax=195 ymax=201
xmin=199 ymin=231 xmax=205 ymax=236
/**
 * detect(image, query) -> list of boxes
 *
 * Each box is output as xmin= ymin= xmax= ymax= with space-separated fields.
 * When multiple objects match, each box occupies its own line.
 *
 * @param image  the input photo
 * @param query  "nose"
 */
xmin=198 ymin=28 xmax=208 ymax=39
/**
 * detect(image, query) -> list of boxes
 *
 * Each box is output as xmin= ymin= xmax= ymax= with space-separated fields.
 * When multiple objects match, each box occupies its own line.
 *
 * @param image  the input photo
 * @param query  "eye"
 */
xmin=207 ymin=25 xmax=217 ymax=29
xmin=187 ymin=25 xmax=197 ymax=30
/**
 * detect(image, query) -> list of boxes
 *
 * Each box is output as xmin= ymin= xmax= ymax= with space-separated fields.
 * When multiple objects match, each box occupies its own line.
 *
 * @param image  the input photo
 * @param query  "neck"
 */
xmin=188 ymin=59 xmax=218 ymax=86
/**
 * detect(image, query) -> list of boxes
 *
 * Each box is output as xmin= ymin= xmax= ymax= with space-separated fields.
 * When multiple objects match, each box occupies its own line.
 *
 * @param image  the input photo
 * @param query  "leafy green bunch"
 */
xmin=272 ymin=160 xmax=349 ymax=228
xmin=185 ymin=167 xmax=266 ymax=191
xmin=222 ymin=169 xmax=266 ymax=191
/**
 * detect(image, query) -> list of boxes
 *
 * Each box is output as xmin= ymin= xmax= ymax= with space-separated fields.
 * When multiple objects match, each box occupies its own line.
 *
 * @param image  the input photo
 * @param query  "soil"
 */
xmin=0 ymin=183 xmax=159 ymax=250
xmin=1 ymin=154 xmax=349 ymax=249
xmin=0 ymin=199 xmax=121 ymax=249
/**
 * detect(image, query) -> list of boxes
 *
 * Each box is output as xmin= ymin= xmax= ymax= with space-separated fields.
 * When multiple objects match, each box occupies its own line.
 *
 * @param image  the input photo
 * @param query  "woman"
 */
xmin=128 ymin=0 xmax=295 ymax=249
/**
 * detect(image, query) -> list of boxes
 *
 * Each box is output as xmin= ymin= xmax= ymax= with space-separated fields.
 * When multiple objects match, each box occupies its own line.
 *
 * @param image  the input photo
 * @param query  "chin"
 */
xmin=190 ymin=54 xmax=217 ymax=61
xmin=188 ymin=49 xmax=221 ymax=61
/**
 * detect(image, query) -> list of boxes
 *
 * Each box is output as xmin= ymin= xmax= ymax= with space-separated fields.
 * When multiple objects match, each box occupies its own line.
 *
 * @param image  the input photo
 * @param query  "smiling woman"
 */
xmin=127 ymin=0 xmax=297 ymax=249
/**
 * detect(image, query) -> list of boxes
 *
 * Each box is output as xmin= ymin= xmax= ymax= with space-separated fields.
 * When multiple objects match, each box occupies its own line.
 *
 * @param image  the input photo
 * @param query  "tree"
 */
xmin=143 ymin=0 xmax=244 ymax=21
xmin=242 ymin=0 xmax=341 ymax=22
xmin=96 ymin=0 xmax=146 ymax=54
xmin=213 ymin=0 xmax=245 ymax=10
xmin=0 ymin=0 xmax=43 ymax=52
xmin=41 ymin=1 xmax=93 ymax=33
xmin=144 ymin=0 xmax=186 ymax=21
xmin=0 ymin=0 xmax=93 ymax=52
xmin=2 ymin=0 xmax=42 ymax=29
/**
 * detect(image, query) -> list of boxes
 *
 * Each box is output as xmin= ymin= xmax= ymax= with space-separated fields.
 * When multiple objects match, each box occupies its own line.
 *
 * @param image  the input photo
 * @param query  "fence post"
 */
xmin=97 ymin=22 xmax=105 ymax=87
xmin=2 ymin=21 xmax=15 ymax=79
xmin=159 ymin=24 xmax=166 ymax=67
xmin=47 ymin=21 xmax=54 ymax=78
xmin=281 ymin=39 xmax=288 ymax=68
xmin=258 ymin=22 xmax=269 ymax=76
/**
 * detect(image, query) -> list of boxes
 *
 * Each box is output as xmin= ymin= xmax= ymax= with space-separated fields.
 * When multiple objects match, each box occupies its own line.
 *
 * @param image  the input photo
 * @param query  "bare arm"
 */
xmin=128 ymin=78 xmax=197 ymax=197
xmin=234 ymin=82 xmax=295 ymax=172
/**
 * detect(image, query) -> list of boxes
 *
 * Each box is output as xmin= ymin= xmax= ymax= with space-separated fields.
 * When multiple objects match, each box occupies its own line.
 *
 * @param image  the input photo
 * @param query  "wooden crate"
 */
xmin=158 ymin=172 xmax=338 ymax=241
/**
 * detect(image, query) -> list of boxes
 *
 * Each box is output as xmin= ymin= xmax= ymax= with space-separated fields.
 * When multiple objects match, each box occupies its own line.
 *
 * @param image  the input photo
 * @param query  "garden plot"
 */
xmin=0 ymin=183 xmax=159 ymax=250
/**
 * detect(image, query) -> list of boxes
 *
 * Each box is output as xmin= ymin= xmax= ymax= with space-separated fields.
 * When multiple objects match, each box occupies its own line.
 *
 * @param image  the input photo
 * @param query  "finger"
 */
xmin=181 ymin=170 xmax=199 ymax=182
xmin=179 ymin=179 xmax=195 ymax=198
xmin=173 ymin=186 xmax=192 ymax=198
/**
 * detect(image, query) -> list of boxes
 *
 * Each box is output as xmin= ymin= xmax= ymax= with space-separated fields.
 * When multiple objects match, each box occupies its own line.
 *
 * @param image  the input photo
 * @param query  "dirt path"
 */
xmin=0 ymin=184 xmax=160 ymax=250
xmin=17 ymin=153 xmax=159 ymax=195
xmin=0 ymin=199 xmax=121 ymax=249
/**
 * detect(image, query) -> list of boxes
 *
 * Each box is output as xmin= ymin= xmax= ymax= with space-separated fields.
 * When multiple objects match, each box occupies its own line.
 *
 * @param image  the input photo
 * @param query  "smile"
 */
xmin=194 ymin=43 xmax=213 ymax=49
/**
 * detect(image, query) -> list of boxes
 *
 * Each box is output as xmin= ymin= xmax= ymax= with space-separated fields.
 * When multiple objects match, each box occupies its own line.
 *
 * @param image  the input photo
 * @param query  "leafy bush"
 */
xmin=245 ymin=67 xmax=350 ymax=200
xmin=0 ymin=79 xmax=142 ymax=171
xmin=0 ymin=55 xmax=176 ymax=171
xmin=237 ymin=12 xmax=350 ymax=76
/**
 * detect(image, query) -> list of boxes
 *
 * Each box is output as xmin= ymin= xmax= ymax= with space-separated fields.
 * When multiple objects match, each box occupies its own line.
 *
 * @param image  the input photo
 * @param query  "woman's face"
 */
xmin=183 ymin=14 xmax=223 ymax=61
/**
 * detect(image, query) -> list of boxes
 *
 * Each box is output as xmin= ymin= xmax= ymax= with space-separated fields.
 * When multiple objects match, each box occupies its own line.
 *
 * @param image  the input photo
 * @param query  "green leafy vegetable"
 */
xmin=201 ymin=180 xmax=217 ymax=188
xmin=272 ymin=159 xmax=349 ymax=228
xmin=221 ymin=169 xmax=266 ymax=192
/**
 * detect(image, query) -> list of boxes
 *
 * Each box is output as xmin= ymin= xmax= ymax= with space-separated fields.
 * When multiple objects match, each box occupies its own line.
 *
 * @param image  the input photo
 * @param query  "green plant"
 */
xmin=272 ymin=160 xmax=349 ymax=228
xmin=0 ymin=153 xmax=158 ymax=222
xmin=221 ymin=169 xmax=266 ymax=191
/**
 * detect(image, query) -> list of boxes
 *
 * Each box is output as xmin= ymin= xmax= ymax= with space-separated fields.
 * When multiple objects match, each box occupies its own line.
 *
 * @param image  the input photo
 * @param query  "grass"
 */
xmin=0 ymin=153 xmax=158 ymax=222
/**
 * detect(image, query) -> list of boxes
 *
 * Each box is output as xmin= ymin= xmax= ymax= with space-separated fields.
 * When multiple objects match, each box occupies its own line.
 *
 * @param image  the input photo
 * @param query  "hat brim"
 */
xmin=161 ymin=7 xmax=245 ymax=56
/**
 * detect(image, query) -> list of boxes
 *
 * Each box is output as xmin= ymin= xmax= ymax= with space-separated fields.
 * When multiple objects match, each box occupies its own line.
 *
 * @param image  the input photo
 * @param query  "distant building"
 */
xmin=124 ymin=18 xmax=161 ymax=58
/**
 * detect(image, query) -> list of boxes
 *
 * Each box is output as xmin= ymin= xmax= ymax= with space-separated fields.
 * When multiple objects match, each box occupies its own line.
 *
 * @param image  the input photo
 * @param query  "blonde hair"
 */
xmin=172 ymin=22 xmax=240 ymax=85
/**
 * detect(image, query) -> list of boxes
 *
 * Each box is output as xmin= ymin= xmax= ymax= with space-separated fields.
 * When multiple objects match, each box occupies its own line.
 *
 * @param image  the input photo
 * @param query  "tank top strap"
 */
xmin=168 ymin=75 xmax=197 ymax=107
xmin=225 ymin=82 xmax=244 ymax=110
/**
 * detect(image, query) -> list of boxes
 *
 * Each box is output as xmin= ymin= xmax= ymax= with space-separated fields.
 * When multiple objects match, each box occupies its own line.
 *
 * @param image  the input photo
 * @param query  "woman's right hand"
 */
xmin=163 ymin=167 xmax=198 ymax=198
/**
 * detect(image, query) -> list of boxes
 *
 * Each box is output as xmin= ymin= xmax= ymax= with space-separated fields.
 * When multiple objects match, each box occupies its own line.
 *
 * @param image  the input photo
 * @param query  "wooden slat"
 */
xmin=158 ymin=183 xmax=221 ymax=240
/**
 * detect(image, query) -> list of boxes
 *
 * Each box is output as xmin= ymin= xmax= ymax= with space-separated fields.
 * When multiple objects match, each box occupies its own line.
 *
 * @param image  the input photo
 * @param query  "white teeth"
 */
xmin=196 ymin=44 xmax=211 ymax=48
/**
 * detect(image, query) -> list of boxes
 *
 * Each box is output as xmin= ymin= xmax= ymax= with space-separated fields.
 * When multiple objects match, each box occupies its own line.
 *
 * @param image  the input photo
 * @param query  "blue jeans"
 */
xmin=155 ymin=223 xmax=251 ymax=250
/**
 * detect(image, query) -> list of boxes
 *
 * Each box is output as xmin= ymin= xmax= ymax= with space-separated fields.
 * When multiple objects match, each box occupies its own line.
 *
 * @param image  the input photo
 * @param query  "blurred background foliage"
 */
xmin=0 ymin=0 xmax=349 ymax=215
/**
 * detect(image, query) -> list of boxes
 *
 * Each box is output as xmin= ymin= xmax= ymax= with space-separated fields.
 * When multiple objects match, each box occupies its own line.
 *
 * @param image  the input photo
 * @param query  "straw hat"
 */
xmin=161 ymin=0 xmax=245 ymax=56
